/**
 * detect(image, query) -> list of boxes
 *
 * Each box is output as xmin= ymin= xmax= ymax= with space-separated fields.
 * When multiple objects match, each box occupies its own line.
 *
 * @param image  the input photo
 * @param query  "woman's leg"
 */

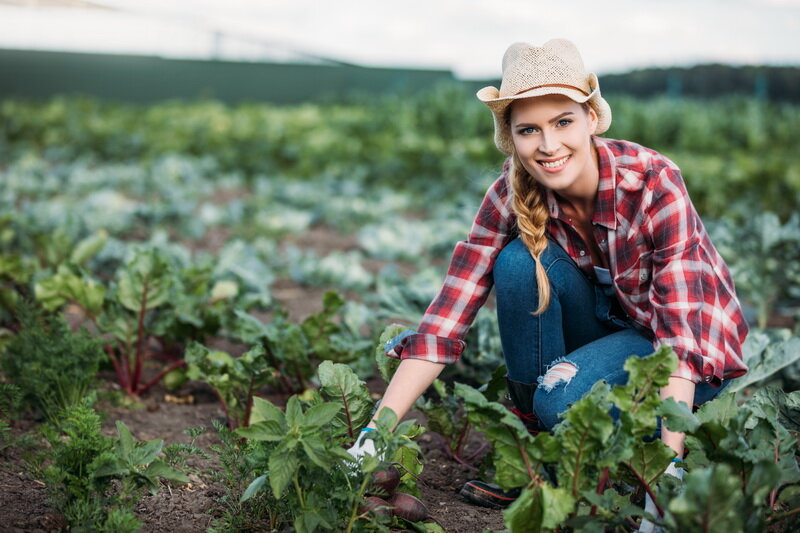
xmin=532 ymin=328 xmax=654 ymax=429
xmin=532 ymin=329 xmax=731 ymax=430
xmin=493 ymin=238 xmax=622 ymax=386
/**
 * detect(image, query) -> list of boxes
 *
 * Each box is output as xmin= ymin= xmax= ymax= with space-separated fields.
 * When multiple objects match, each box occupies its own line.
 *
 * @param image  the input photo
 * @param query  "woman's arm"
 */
xmin=659 ymin=376 xmax=696 ymax=458
xmin=367 ymin=358 xmax=447 ymax=429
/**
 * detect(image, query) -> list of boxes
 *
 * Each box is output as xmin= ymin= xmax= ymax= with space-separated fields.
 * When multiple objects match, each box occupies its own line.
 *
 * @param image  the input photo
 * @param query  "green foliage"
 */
xmin=455 ymin=346 xmax=800 ymax=531
xmin=415 ymin=380 xmax=480 ymax=465
xmin=41 ymin=399 xmax=187 ymax=532
xmin=92 ymin=421 xmax=189 ymax=490
xmin=375 ymin=323 xmax=406 ymax=384
xmin=710 ymin=212 xmax=800 ymax=329
xmin=458 ymin=347 xmax=681 ymax=531
xmin=727 ymin=329 xmax=800 ymax=393
xmin=235 ymin=362 xmax=423 ymax=532
xmin=185 ymin=343 xmax=270 ymax=429
xmin=219 ymin=290 xmax=374 ymax=397
xmin=1 ymin=301 xmax=105 ymax=421
xmin=0 ymin=383 xmax=21 ymax=452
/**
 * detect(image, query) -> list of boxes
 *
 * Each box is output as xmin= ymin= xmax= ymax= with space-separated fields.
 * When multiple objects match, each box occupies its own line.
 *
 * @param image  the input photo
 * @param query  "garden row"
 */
xmin=1 ymin=92 xmax=800 ymax=531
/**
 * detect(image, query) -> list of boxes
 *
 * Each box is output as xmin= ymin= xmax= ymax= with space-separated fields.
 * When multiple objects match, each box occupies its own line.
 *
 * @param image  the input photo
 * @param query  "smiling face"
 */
xmin=509 ymin=94 xmax=600 ymax=200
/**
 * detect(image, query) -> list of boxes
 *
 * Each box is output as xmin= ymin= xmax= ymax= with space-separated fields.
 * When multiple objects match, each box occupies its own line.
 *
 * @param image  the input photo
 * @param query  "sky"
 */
xmin=1 ymin=0 xmax=799 ymax=79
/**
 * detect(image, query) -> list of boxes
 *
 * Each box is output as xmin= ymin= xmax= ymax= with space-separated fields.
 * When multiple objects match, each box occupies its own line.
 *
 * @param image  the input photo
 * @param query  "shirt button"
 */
xmin=579 ymin=250 xmax=586 ymax=256
xmin=639 ymin=272 xmax=648 ymax=281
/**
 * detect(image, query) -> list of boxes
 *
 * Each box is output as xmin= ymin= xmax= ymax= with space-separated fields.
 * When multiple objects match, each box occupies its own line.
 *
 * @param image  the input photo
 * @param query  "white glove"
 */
xmin=346 ymin=428 xmax=378 ymax=461
xmin=639 ymin=461 xmax=684 ymax=533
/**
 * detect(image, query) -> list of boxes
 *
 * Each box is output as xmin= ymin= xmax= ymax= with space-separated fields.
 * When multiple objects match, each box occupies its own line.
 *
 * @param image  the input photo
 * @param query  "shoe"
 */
xmin=459 ymin=480 xmax=521 ymax=509
xmin=506 ymin=377 xmax=545 ymax=436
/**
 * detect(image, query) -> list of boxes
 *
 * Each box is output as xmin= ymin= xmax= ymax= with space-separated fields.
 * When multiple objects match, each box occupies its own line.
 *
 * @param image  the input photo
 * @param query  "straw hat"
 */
xmin=477 ymin=38 xmax=612 ymax=155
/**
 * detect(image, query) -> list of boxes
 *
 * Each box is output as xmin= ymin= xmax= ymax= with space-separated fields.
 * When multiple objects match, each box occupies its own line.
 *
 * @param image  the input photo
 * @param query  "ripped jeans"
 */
xmin=493 ymin=238 xmax=725 ymax=431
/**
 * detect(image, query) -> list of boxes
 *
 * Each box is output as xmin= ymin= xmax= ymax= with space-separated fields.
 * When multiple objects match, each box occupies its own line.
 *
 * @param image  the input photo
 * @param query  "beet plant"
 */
xmin=33 ymin=245 xmax=248 ymax=396
xmin=455 ymin=346 xmax=800 ymax=531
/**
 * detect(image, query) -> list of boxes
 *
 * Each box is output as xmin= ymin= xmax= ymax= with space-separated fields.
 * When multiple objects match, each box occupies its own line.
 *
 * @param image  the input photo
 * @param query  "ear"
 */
xmin=586 ymin=105 xmax=599 ymax=135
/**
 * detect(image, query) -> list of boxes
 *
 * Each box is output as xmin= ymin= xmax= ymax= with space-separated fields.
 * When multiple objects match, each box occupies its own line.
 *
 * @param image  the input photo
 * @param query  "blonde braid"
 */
xmin=509 ymin=151 xmax=552 ymax=314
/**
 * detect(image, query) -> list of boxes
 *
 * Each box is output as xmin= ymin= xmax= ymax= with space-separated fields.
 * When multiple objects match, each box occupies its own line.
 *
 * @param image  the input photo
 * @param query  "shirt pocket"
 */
xmin=613 ymin=250 xmax=653 ymax=307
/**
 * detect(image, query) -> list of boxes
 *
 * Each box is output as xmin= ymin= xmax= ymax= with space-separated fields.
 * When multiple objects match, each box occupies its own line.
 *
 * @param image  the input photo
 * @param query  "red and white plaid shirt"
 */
xmin=387 ymin=137 xmax=749 ymax=385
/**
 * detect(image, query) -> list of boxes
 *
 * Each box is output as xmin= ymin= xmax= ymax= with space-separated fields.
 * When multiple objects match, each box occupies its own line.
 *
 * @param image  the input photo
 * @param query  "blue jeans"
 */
xmin=493 ymin=238 xmax=725 ymax=430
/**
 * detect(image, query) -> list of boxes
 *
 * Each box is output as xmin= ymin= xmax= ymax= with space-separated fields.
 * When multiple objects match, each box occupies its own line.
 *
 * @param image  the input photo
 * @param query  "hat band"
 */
xmin=513 ymin=83 xmax=590 ymax=97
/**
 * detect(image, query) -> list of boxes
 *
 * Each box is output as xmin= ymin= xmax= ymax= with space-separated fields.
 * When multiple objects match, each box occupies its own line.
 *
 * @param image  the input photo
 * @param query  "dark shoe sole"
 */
xmin=459 ymin=481 xmax=520 ymax=509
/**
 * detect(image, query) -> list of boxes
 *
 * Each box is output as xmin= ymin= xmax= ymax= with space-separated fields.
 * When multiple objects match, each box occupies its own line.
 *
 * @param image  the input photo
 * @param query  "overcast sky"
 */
xmin=1 ymin=0 xmax=799 ymax=78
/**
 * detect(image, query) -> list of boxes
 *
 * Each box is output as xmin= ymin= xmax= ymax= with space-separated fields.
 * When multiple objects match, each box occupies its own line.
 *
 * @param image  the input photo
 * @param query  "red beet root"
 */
xmin=389 ymin=492 xmax=428 ymax=522
xmin=370 ymin=466 xmax=401 ymax=496
xmin=359 ymin=496 xmax=392 ymax=517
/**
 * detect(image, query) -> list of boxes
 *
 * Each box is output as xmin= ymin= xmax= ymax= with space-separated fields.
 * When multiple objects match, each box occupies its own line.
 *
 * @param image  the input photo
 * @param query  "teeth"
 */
xmin=540 ymin=155 xmax=570 ymax=169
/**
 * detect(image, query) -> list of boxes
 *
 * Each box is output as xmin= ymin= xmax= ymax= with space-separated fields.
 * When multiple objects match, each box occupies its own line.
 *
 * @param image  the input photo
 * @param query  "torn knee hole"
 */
xmin=537 ymin=360 xmax=578 ymax=393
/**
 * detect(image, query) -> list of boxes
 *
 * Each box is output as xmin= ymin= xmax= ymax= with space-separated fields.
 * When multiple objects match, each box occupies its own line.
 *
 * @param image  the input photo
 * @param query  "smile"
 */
xmin=538 ymin=155 xmax=571 ymax=170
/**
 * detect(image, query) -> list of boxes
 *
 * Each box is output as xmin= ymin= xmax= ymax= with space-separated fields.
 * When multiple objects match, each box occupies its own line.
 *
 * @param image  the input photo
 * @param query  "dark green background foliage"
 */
xmin=1 ymin=88 xmax=798 ymax=218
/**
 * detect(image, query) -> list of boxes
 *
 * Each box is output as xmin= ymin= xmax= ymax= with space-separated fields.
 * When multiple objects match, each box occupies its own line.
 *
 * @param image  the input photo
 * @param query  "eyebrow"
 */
xmin=514 ymin=111 xmax=575 ymax=128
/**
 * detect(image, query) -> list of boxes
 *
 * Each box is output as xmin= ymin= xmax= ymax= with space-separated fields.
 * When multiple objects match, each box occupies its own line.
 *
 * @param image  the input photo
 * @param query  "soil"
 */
xmin=0 ymin=225 xmax=507 ymax=532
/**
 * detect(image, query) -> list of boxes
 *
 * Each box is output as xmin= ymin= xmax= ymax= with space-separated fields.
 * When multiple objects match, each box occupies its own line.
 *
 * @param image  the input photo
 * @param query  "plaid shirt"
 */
xmin=387 ymin=137 xmax=749 ymax=385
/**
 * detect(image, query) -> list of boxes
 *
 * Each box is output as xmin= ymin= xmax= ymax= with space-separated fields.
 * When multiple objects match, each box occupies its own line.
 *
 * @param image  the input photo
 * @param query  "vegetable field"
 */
xmin=1 ymin=85 xmax=800 ymax=532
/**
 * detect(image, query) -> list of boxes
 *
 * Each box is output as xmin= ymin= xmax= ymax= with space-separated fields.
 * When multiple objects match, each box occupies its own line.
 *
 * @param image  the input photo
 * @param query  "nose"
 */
xmin=539 ymin=130 xmax=559 ymax=155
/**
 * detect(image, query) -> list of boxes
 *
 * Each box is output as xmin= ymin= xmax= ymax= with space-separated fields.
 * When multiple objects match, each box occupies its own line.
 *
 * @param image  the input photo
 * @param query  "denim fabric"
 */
xmin=493 ymin=238 xmax=726 ymax=431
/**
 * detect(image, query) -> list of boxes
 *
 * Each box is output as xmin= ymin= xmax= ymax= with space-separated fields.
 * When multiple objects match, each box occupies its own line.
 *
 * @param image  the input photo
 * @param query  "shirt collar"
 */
xmin=544 ymin=136 xmax=617 ymax=230
xmin=592 ymin=136 xmax=618 ymax=230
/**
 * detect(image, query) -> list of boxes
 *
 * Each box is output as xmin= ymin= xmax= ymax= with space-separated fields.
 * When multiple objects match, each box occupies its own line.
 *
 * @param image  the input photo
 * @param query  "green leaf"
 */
xmin=236 ymin=420 xmax=286 ymax=442
xmin=727 ymin=336 xmax=800 ymax=392
xmin=300 ymin=436 xmax=330 ymax=470
xmin=248 ymin=396 xmax=286 ymax=426
xmin=658 ymin=397 xmax=700 ymax=433
xmin=35 ymin=265 xmax=106 ymax=316
xmin=316 ymin=360 xmax=373 ymax=437
xmin=626 ymin=439 xmax=675 ymax=486
xmin=554 ymin=382 xmax=615 ymax=495
xmin=117 ymin=248 xmax=174 ymax=312
xmin=285 ymin=396 xmax=303 ymax=427
xmin=668 ymin=464 xmax=743 ymax=532
xmin=91 ymin=456 xmax=127 ymax=478
xmin=268 ymin=447 xmax=299 ymax=499
xmin=375 ymin=323 xmax=406 ymax=383
xmin=115 ymin=421 xmax=135 ymax=458
xmin=241 ymin=474 xmax=268 ymax=502
xmin=70 ymin=231 xmax=108 ymax=266
xmin=504 ymin=483 xmax=575 ymax=532
xmin=131 ymin=438 xmax=164 ymax=467
xmin=302 ymin=402 xmax=341 ymax=429
xmin=141 ymin=460 xmax=189 ymax=483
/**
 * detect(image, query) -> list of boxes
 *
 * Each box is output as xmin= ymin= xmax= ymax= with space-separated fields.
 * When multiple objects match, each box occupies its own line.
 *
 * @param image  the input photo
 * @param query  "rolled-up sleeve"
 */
xmin=645 ymin=166 xmax=748 ymax=385
xmin=386 ymin=162 xmax=515 ymax=364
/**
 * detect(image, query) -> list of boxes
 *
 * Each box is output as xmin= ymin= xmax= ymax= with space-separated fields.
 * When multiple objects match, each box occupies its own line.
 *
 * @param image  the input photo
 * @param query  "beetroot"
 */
xmin=358 ymin=496 xmax=392 ymax=517
xmin=370 ymin=466 xmax=401 ymax=496
xmin=389 ymin=492 xmax=428 ymax=522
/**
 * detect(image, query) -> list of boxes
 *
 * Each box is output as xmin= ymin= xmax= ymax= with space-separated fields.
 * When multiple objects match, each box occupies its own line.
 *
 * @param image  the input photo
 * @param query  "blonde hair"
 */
xmin=504 ymin=99 xmax=593 ymax=314
xmin=509 ymin=150 xmax=551 ymax=314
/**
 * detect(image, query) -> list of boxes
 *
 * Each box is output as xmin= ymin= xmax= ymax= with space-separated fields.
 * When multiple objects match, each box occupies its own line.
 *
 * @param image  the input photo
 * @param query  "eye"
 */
xmin=517 ymin=126 xmax=538 ymax=135
xmin=557 ymin=119 xmax=573 ymax=127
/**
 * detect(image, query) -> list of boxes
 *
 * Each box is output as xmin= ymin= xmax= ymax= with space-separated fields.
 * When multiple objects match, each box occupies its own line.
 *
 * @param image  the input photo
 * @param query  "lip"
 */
xmin=537 ymin=154 xmax=571 ymax=173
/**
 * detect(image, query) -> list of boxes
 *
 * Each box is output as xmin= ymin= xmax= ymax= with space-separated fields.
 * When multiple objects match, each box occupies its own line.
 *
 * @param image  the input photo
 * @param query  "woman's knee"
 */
xmin=493 ymin=238 xmax=572 ymax=292
xmin=532 ymin=358 xmax=580 ymax=429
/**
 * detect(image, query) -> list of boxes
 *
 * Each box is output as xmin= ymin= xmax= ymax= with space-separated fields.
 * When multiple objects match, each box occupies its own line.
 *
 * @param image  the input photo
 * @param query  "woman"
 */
xmin=349 ymin=38 xmax=749 ymax=509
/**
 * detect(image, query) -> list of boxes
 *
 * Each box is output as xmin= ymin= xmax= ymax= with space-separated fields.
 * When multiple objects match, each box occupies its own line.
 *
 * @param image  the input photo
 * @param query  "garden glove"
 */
xmin=346 ymin=428 xmax=378 ymax=461
xmin=638 ymin=460 xmax=684 ymax=533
